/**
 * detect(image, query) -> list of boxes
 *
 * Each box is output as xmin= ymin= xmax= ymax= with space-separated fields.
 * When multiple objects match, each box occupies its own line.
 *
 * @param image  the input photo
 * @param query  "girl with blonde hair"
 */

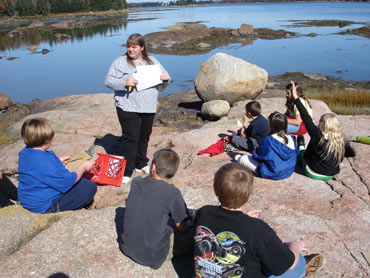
xmin=291 ymin=81 xmax=345 ymax=180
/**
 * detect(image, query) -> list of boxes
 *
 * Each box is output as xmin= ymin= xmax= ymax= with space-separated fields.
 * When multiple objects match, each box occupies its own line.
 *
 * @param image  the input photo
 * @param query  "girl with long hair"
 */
xmin=291 ymin=81 xmax=345 ymax=180
xmin=285 ymin=82 xmax=312 ymax=134
xmin=105 ymin=34 xmax=170 ymax=184
xmin=235 ymin=112 xmax=298 ymax=180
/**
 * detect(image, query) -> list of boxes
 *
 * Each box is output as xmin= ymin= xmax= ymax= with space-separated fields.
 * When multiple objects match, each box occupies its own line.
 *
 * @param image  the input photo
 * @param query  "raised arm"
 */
xmin=291 ymin=81 xmax=320 ymax=138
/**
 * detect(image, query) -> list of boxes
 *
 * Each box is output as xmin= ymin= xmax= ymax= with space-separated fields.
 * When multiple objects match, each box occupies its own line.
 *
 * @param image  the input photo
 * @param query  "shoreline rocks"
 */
xmin=0 ymin=93 xmax=369 ymax=277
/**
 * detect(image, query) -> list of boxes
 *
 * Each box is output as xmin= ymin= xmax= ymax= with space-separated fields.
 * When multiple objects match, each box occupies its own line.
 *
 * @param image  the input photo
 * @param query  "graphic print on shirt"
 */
xmin=194 ymin=226 xmax=246 ymax=278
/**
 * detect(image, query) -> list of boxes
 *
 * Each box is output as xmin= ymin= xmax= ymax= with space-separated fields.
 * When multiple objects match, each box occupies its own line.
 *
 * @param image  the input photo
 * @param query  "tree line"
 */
xmin=0 ymin=0 xmax=127 ymax=17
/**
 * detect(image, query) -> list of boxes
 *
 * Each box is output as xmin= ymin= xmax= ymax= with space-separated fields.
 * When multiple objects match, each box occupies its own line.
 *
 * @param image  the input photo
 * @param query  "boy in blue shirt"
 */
xmin=225 ymin=101 xmax=269 ymax=153
xmin=18 ymin=118 xmax=97 ymax=213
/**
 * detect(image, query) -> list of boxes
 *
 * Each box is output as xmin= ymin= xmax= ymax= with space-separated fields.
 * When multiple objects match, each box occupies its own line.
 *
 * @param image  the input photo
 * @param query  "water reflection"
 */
xmin=0 ymin=17 xmax=129 ymax=51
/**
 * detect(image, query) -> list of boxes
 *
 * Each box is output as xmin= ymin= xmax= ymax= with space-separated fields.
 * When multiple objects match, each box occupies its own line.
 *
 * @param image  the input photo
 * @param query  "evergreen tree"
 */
xmin=35 ymin=0 xmax=50 ymax=15
xmin=3 ymin=0 xmax=16 ymax=16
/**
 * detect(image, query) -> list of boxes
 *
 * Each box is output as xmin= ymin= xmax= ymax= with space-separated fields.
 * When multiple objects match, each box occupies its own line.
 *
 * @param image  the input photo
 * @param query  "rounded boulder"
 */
xmin=195 ymin=52 xmax=268 ymax=104
xmin=201 ymin=100 xmax=230 ymax=120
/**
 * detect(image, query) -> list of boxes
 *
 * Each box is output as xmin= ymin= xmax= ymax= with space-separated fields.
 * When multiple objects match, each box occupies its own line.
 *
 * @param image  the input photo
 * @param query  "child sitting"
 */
xmin=236 ymin=112 xmax=298 ymax=180
xmin=0 ymin=170 xmax=18 ymax=208
xmin=119 ymin=148 xmax=190 ymax=270
xmin=285 ymin=82 xmax=312 ymax=135
xmin=291 ymin=81 xmax=345 ymax=180
xmin=225 ymin=101 xmax=268 ymax=152
xmin=18 ymin=118 xmax=97 ymax=213
xmin=193 ymin=163 xmax=323 ymax=278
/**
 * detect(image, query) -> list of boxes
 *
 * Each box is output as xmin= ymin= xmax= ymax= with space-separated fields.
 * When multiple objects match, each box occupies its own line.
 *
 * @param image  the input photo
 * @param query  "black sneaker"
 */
xmin=297 ymin=135 xmax=305 ymax=149
xmin=305 ymin=253 xmax=323 ymax=277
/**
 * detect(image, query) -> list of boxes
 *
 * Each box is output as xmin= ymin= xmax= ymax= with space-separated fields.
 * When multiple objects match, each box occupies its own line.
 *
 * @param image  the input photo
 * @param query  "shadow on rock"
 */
xmin=114 ymin=207 xmax=125 ymax=242
xmin=48 ymin=273 xmax=70 ymax=278
xmin=178 ymin=100 xmax=203 ymax=111
xmin=94 ymin=134 xmax=122 ymax=156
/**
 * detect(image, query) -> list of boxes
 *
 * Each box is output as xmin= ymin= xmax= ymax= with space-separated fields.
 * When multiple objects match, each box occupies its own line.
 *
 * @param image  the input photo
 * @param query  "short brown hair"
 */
xmin=151 ymin=149 xmax=180 ymax=179
xmin=213 ymin=163 xmax=254 ymax=209
xmin=21 ymin=118 xmax=55 ymax=148
xmin=245 ymin=101 xmax=261 ymax=117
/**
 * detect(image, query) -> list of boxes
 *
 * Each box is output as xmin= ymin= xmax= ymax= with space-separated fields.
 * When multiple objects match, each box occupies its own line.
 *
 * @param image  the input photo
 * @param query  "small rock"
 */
xmin=41 ymin=49 xmax=50 ymax=55
xmin=197 ymin=42 xmax=211 ymax=49
xmin=0 ymin=93 xmax=15 ymax=110
xmin=303 ymin=73 xmax=327 ymax=81
xmin=7 ymin=57 xmax=18 ymax=61
xmin=28 ymin=21 xmax=45 ymax=28
xmin=238 ymin=23 xmax=254 ymax=35
xmin=201 ymin=100 xmax=230 ymax=120
xmin=230 ymin=29 xmax=240 ymax=36
xmin=28 ymin=45 xmax=37 ymax=53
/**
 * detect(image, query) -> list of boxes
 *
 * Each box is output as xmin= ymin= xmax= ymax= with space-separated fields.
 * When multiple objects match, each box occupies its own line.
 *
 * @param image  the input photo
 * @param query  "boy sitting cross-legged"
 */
xmin=193 ymin=163 xmax=322 ymax=278
xmin=118 ymin=148 xmax=190 ymax=270
xmin=225 ymin=101 xmax=268 ymax=153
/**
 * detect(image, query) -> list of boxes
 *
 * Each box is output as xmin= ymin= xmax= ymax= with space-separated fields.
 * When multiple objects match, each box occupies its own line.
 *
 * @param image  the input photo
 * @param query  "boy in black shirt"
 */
xmin=119 ymin=149 xmax=190 ymax=270
xmin=226 ymin=101 xmax=269 ymax=153
xmin=193 ymin=163 xmax=322 ymax=278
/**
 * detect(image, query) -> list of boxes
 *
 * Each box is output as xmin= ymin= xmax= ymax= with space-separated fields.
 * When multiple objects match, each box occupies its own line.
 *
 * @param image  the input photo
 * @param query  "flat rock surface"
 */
xmin=0 ymin=93 xmax=369 ymax=277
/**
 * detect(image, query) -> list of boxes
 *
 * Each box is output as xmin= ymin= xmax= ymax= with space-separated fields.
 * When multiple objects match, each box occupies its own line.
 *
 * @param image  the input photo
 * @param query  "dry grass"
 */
xmin=0 ymin=136 xmax=18 ymax=148
xmin=306 ymin=90 xmax=370 ymax=115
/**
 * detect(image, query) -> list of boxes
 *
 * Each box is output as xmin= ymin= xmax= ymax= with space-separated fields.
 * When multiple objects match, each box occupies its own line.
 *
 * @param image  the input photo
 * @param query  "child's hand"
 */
xmin=242 ymin=115 xmax=249 ymax=127
xmin=290 ymin=80 xmax=299 ymax=99
xmin=59 ymin=156 xmax=71 ymax=165
xmin=286 ymin=240 xmax=310 ymax=254
xmin=246 ymin=209 xmax=261 ymax=218
xmin=83 ymin=160 xmax=96 ymax=172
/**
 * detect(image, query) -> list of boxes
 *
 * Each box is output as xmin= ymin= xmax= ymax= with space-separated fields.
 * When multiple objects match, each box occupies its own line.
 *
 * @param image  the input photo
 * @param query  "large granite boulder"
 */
xmin=194 ymin=53 xmax=268 ymax=104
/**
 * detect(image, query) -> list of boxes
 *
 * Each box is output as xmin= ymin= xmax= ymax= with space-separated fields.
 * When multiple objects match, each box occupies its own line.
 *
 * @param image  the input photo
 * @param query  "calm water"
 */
xmin=1 ymin=2 xmax=370 ymax=103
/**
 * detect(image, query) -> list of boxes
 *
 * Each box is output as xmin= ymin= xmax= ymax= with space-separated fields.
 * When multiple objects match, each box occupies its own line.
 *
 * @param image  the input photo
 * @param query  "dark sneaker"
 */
xmin=224 ymin=143 xmax=238 ymax=152
xmin=297 ymin=135 xmax=305 ymax=150
xmin=305 ymin=254 xmax=323 ymax=277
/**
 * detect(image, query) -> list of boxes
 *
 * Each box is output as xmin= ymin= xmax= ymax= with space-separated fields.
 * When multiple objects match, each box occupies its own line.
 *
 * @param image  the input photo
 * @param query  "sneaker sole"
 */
xmin=305 ymin=254 xmax=323 ymax=277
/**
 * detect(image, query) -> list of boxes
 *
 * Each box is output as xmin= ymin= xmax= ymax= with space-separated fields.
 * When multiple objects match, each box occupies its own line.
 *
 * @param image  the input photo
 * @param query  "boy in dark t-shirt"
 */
xmin=227 ymin=101 xmax=269 ymax=153
xmin=193 ymin=163 xmax=322 ymax=278
xmin=119 ymin=149 xmax=190 ymax=270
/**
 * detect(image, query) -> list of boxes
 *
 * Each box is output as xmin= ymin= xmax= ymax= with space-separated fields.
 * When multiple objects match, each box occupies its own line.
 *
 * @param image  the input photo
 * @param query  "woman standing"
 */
xmin=105 ymin=34 xmax=170 ymax=184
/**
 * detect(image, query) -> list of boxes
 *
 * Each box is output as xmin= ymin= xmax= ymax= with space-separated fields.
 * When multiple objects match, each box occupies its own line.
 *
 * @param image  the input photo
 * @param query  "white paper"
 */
xmin=133 ymin=64 xmax=162 ymax=91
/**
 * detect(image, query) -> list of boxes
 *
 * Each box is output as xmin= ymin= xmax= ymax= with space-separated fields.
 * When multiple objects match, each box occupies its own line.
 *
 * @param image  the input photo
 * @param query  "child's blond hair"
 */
xmin=21 ymin=118 xmax=55 ymax=148
xmin=319 ymin=113 xmax=345 ymax=166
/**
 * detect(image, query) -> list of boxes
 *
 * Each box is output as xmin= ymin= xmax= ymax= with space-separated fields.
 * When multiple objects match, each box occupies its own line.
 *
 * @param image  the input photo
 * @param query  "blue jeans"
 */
xmin=46 ymin=178 xmax=97 ymax=213
xmin=266 ymin=254 xmax=306 ymax=278
xmin=287 ymin=123 xmax=300 ymax=134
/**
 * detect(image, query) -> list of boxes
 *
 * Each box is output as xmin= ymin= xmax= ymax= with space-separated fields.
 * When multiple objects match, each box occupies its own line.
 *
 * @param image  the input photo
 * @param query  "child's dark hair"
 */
xmin=268 ymin=112 xmax=288 ymax=145
xmin=285 ymin=82 xmax=312 ymax=111
xmin=21 ymin=118 xmax=55 ymax=148
xmin=214 ymin=163 xmax=254 ymax=209
xmin=126 ymin=33 xmax=153 ymax=68
xmin=245 ymin=101 xmax=261 ymax=117
xmin=151 ymin=149 xmax=180 ymax=179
